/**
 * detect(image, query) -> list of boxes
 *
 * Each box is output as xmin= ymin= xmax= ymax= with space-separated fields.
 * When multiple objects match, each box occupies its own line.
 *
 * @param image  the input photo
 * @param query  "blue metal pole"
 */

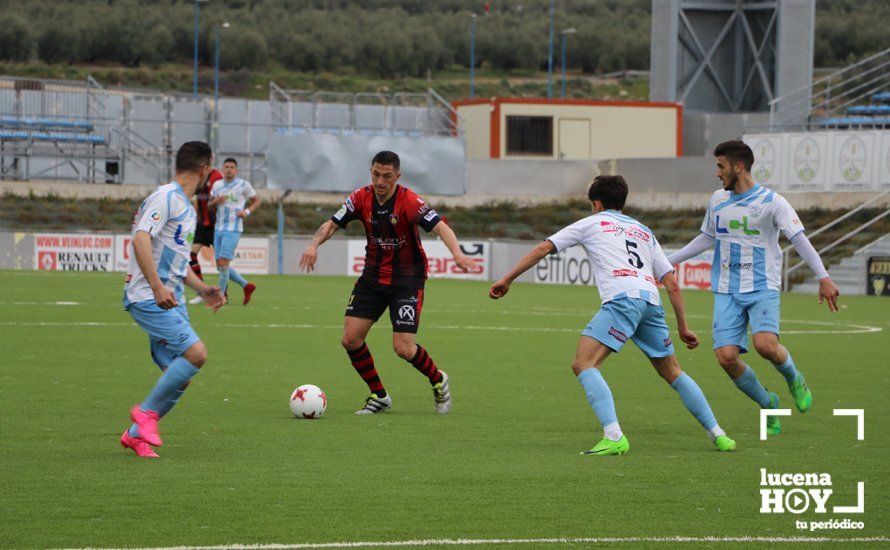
xmin=561 ymin=32 xmax=567 ymax=98
xmin=470 ymin=15 xmax=477 ymax=99
xmin=193 ymin=1 xmax=200 ymax=98
xmin=547 ymin=0 xmax=554 ymax=99
xmin=214 ymin=27 xmax=220 ymax=109
xmin=277 ymin=201 xmax=284 ymax=275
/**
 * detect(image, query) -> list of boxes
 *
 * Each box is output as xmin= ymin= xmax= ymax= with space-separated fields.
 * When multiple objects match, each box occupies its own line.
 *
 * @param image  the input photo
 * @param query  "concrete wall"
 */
xmin=5 ymin=156 xmax=890 ymax=212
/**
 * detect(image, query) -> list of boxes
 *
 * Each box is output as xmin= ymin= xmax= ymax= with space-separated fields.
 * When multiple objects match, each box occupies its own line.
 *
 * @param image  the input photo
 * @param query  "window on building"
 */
xmin=506 ymin=116 xmax=553 ymax=156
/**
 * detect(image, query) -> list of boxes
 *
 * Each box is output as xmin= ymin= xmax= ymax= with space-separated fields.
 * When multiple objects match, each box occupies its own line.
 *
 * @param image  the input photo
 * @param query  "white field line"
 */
xmin=56 ymin=535 xmax=890 ymax=549
xmin=0 ymin=319 xmax=881 ymax=335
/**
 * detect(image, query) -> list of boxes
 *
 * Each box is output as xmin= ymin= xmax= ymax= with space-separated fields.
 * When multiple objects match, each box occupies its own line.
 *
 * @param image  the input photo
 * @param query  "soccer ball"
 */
xmin=289 ymin=384 xmax=327 ymax=419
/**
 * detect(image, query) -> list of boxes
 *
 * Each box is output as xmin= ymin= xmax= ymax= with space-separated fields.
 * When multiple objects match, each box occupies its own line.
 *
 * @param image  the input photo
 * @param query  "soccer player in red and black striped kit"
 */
xmin=300 ymin=151 xmax=476 ymax=415
xmin=188 ymin=168 xmax=223 ymax=304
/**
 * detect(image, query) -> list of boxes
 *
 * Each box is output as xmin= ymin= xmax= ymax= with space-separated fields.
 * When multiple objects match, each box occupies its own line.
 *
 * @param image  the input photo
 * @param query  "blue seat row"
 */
xmin=819 ymin=116 xmax=890 ymax=128
xmin=847 ymin=105 xmax=890 ymax=116
xmin=871 ymin=92 xmax=890 ymax=104
xmin=0 ymin=129 xmax=106 ymax=144
xmin=0 ymin=116 xmax=94 ymax=132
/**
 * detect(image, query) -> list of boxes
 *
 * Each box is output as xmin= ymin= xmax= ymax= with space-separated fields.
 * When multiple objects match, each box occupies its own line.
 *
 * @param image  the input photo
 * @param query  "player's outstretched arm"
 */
xmin=661 ymin=271 xmax=699 ymax=350
xmin=431 ymin=222 xmax=476 ymax=272
xmin=489 ymin=240 xmax=555 ymax=299
xmin=300 ymin=220 xmax=339 ymax=272
xmin=789 ymin=232 xmax=839 ymax=312
xmin=184 ymin=268 xmax=227 ymax=311
xmin=665 ymin=233 xmax=715 ymax=266
xmin=133 ymin=231 xmax=177 ymax=310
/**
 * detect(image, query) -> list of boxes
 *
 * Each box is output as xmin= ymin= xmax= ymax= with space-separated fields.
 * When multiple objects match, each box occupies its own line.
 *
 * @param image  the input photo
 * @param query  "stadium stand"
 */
xmin=819 ymin=91 xmax=890 ymax=129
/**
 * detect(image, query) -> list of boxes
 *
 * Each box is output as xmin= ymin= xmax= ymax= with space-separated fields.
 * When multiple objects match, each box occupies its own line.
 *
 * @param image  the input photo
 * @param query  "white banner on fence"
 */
xmin=880 ymin=132 xmax=890 ymax=189
xmin=34 ymin=233 xmax=115 ymax=271
xmin=830 ymin=132 xmax=876 ymax=190
xmin=347 ymin=239 xmax=489 ymax=280
xmin=745 ymin=130 xmax=888 ymax=191
xmin=114 ymin=234 xmax=133 ymax=272
xmin=194 ymin=236 xmax=271 ymax=275
xmin=786 ymin=133 xmax=830 ymax=191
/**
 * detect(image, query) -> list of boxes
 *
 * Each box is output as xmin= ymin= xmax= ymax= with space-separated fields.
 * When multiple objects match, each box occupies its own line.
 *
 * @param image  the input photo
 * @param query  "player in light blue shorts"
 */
xmin=712 ymin=290 xmax=781 ymax=351
xmin=128 ymin=301 xmax=201 ymax=369
xmin=491 ymin=175 xmax=736 ymax=456
xmin=669 ymin=140 xmax=840 ymax=436
xmin=583 ymin=289 xmax=675 ymax=358
xmin=120 ymin=141 xmax=225 ymax=458
xmin=209 ymin=158 xmax=260 ymax=305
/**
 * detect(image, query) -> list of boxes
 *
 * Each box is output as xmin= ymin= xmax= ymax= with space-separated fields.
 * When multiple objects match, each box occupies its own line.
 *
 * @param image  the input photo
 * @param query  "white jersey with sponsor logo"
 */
xmin=124 ymin=182 xmax=197 ymax=306
xmin=211 ymin=177 xmax=256 ymax=232
xmin=700 ymin=184 xmax=803 ymax=294
xmin=547 ymin=210 xmax=674 ymax=306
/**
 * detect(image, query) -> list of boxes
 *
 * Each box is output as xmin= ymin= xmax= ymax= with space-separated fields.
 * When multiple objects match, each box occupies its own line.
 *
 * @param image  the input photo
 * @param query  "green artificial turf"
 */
xmin=1 ymin=272 xmax=887 ymax=548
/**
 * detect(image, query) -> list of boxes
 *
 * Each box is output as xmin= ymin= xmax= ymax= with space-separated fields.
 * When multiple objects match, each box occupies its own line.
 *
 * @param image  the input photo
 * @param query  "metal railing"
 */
xmin=268 ymin=82 xmax=458 ymax=136
xmin=769 ymin=48 xmax=890 ymax=129
xmin=782 ymin=190 xmax=890 ymax=289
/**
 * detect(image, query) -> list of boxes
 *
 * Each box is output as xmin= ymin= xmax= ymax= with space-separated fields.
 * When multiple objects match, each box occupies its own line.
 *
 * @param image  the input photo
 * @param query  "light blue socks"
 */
xmin=773 ymin=352 xmax=799 ymax=385
xmin=218 ymin=267 xmax=230 ymax=294
xmin=141 ymin=356 xmax=200 ymax=414
xmin=733 ymin=364 xmax=773 ymax=408
xmin=670 ymin=373 xmax=718 ymax=431
xmin=228 ymin=267 xmax=248 ymax=288
xmin=578 ymin=367 xmax=622 ymax=440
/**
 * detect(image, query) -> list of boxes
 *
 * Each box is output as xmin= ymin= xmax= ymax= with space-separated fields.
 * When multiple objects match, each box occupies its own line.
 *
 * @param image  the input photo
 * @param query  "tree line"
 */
xmin=0 ymin=0 xmax=885 ymax=78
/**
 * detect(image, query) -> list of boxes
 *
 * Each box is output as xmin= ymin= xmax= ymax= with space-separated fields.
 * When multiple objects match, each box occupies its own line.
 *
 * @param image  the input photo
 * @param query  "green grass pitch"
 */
xmin=1 ymin=271 xmax=888 ymax=548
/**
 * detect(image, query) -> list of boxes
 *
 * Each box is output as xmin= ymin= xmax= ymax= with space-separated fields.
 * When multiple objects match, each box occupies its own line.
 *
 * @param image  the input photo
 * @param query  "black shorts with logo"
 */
xmin=194 ymin=223 xmax=214 ymax=247
xmin=345 ymin=277 xmax=425 ymax=334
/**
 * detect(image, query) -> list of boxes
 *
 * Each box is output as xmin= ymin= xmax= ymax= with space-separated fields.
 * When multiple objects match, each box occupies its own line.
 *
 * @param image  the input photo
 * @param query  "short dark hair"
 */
xmin=714 ymin=140 xmax=754 ymax=172
xmin=175 ymin=141 xmax=212 ymax=173
xmin=223 ymin=157 xmax=238 ymax=166
xmin=371 ymin=150 xmax=400 ymax=170
xmin=588 ymin=175 xmax=629 ymax=211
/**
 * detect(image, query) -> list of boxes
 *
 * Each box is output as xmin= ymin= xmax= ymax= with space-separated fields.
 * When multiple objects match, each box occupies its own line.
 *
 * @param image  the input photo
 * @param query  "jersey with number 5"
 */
xmin=546 ymin=210 xmax=674 ymax=306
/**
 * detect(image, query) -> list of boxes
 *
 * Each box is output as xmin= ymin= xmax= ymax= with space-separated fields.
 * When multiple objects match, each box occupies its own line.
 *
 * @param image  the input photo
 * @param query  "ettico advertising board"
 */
xmin=534 ymin=246 xmax=713 ymax=290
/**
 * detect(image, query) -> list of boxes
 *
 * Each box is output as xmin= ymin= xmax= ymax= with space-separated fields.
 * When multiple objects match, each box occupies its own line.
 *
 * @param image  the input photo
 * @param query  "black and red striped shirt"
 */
xmin=331 ymin=185 xmax=441 ymax=288
xmin=195 ymin=169 xmax=223 ymax=228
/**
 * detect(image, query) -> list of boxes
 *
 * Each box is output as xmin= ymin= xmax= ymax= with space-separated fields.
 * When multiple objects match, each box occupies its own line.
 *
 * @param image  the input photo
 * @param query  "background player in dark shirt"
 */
xmin=189 ymin=168 xmax=223 ymax=304
xmin=300 ymin=151 xmax=475 ymax=415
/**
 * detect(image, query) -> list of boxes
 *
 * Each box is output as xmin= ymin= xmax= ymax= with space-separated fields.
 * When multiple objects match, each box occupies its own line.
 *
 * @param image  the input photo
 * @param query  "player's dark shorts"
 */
xmin=345 ymin=277 xmax=424 ymax=334
xmin=194 ymin=223 xmax=214 ymax=247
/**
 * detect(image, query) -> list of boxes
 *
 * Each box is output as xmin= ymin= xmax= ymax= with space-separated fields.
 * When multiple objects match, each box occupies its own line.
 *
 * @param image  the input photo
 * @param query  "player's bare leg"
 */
xmin=753 ymin=332 xmax=811 ymax=412
xmin=650 ymin=355 xmax=735 ymax=451
xmin=343 ymin=316 xmax=391 ymax=414
xmin=715 ymin=345 xmax=781 ymax=434
xmin=394 ymin=332 xmax=450 ymax=414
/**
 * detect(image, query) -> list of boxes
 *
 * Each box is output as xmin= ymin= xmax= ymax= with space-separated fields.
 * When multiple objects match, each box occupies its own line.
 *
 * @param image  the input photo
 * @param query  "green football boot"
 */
xmin=714 ymin=435 xmax=737 ymax=452
xmin=765 ymin=391 xmax=781 ymax=435
xmin=580 ymin=435 xmax=630 ymax=456
xmin=788 ymin=373 xmax=812 ymax=413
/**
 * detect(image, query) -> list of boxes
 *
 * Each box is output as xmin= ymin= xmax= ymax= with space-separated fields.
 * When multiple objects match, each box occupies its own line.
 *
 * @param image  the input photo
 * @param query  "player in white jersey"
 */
xmin=490 ymin=175 xmax=736 ymax=455
xmin=120 ymin=141 xmax=226 ymax=458
xmin=668 ymin=140 xmax=839 ymax=435
xmin=209 ymin=157 xmax=260 ymax=305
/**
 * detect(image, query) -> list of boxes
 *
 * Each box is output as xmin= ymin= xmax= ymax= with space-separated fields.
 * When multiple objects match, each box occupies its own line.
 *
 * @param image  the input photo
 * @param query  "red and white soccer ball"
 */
xmin=290 ymin=384 xmax=327 ymax=419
